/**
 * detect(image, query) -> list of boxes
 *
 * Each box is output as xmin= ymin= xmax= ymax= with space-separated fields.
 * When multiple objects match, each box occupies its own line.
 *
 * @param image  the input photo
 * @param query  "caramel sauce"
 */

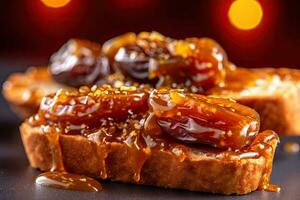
xmin=28 ymin=85 xmax=280 ymax=192
xmin=148 ymin=89 xmax=260 ymax=150
xmin=44 ymin=131 xmax=65 ymax=172
xmin=264 ymin=184 xmax=281 ymax=193
xmin=129 ymin=147 xmax=151 ymax=182
xmin=37 ymin=127 xmax=103 ymax=192
xmin=36 ymin=172 xmax=102 ymax=192
xmin=96 ymin=144 xmax=111 ymax=179
xmin=248 ymin=130 xmax=280 ymax=191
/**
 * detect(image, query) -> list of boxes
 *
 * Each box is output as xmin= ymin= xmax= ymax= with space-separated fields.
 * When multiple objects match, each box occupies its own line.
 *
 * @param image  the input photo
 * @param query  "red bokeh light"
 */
xmin=210 ymin=0 xmax=280 ymax=65
xmin=41 ymin=0 xmax=71 ymax=8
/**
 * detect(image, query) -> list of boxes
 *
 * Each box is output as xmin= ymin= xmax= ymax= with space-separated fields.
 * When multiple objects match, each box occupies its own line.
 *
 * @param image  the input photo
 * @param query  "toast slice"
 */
xmin=20 ymin=123 xmax=278 ymax=195
xmin=207 ymin=67 xmax=300 ymax=135
xmin=4 ymin=66 xmax=300 ymax=135
xmin=2 ymin=67 xmax=70 ymax=118
xmin=19 ymin=86 xmax=279 ymax=195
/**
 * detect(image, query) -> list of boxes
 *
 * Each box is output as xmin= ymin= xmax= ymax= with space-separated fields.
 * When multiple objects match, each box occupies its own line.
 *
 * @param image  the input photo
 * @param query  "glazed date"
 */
xmin=164 ymin=38 xmax=227 ymax=90
xmin=148 ymin=89 xmax=260 ymax=149
xmin=112 ymin=33 xmax=227 ymax=91
xmin=102 ymin=32 xmax=137 ymax=62
xmin=113 ymin=32 xmax=172 ymax=81
xmin=39 ymin=85 xmax=149 ymax=125
xmin=50 ymin=39 xmax=110 ymax=87
xmin=148 ymin=55 xmax=189 ymax=79
xmin=114 ymin=45 xmax=151 ymax=80
xmin=49 ymin=34 xmax=228 ymax=91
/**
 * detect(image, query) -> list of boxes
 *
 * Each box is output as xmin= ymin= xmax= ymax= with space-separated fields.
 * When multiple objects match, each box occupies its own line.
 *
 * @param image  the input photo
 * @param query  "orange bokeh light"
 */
xmin=41 ymin=0 xmax=71 ymax=8
xmin=228 ymin=0 xmax=263 ymax=30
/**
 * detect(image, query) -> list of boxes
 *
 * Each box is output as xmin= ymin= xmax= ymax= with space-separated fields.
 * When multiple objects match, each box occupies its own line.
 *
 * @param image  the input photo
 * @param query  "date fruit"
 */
xmin=39 ymin=85 xmax=149 ymax=125
xmin=114 ymin=32 xmax=173 ymax=81
xmin=165 ymin=38 xmax=227 ymax=90
xmin=50 ymin=39 xmax=110 ymax=87
xmin=102 ymin=32 xmax=137 ymax=62
xmin=148 ymin=89 xmax=260 ymax=149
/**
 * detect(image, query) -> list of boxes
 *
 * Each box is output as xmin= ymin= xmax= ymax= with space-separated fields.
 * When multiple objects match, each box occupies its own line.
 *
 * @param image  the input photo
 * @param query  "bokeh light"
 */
xmin=41 ymin=0 xmax=71 ymax=8
xmin=228 ymin=0 xmax=263 ymax=30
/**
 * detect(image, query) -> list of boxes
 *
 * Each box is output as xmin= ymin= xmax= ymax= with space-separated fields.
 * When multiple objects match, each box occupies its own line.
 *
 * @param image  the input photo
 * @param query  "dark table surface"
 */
xmin=0 ymin=59 xmax=300 ymax=200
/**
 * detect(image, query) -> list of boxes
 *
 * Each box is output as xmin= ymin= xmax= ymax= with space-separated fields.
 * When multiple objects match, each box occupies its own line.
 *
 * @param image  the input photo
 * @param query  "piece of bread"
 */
xmin=19 ymin=122 xmax=278 ymax=195
xmin=207 ymin=67 xmax=300 ymax=135
xmin=2 ymin=67 xmax=70 ymax=118
xmin=4 ymin=66 xmax=300 ymax=135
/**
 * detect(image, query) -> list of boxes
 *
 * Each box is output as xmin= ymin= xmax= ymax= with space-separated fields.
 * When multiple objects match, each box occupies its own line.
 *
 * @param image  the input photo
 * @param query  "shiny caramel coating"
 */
xmin=166 ymin=38 xmax=227 ymax=90
xmin=148 ymin=89 xmax=260 ymax=149
xmin=38 ymin=85 xmax=149 ymax=126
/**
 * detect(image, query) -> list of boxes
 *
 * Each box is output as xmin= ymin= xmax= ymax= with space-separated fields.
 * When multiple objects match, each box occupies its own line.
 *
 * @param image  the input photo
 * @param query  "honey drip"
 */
xmin=44 ymin=131 xmax=65 ymax=172
xmin=36 ymin=172 xmax=102 ymax=192
xmin=132 ymin=148 xmax=151 ymax=182
xmin=123 ymin=130 xmax=151 ymax=182
xmin=264 ymin=184 xmax=281 ymax=193
xmin=42 ymin=126 xmax=104 ymax=191
xmin=96 ymin=144 xmax=111 ymax=179
xmin=249 ymin=130 xmax=280 ymax=192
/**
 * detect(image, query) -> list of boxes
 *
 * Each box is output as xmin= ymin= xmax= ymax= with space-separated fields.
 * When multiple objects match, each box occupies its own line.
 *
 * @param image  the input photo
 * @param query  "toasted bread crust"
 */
xmin=20 ymin=122 xmax=278 ymax=195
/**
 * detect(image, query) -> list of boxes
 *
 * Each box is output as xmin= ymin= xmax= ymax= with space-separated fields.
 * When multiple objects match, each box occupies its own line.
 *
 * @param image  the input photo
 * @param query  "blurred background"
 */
xmin=1 ymin=0 xmax=300 ymax=122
